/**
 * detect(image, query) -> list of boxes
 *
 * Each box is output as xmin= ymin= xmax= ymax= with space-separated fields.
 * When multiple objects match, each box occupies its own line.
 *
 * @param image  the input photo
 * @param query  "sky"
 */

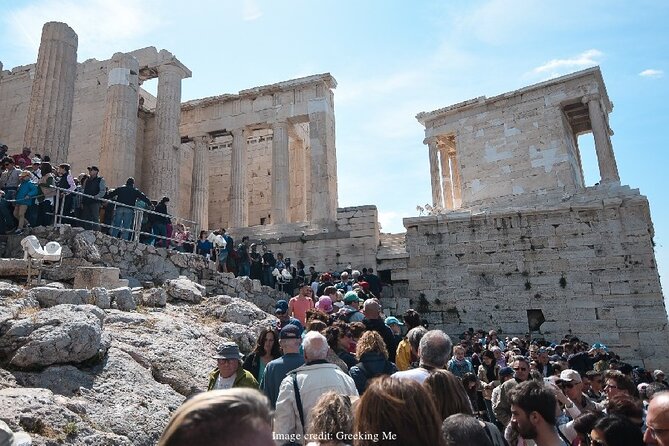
xmin=1 ymin=0 xmax=668 ymax=297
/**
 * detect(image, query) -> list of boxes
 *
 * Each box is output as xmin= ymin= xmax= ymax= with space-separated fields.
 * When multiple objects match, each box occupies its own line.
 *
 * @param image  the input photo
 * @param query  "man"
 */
xmin=493 ymin=355 xmax=530 ymax=427
xmin=273 ymin=331 xmax=358 ymax=442
xmin=158 ymin=388 xmax=274 ymax=446
xmin=361 ymin=299 xmax=396 ymax=362
xmin=509 ymin=380 xmax=569 ymax=446
xmin=260 ymin=325 xmax=305 ymax=409
xmin=654 ymin=370 xmax=669 ymax=388
xmin=585 ymin=370 xmax=605 ymax=402
xmin=394 ymin=309 xmax=422 ymax=371
xmin=237 ymin=236 xmax=251 ymax=277
xmin=12 ymin=147 xmax=32 ymax=169
xmin=207 ymin=342 xmax=258 ymax=390
xmin=558 ymin=369 xmax=604 ymax=413
xmin=80 ymin=166 xmax=107 ymax=231
xmin=273 ymin=300 xmax=303 ymax=333
xmin=491 ymin=366 xmax=515 ymax=428
xmin=153 ymin=197 xmax=170 ymax=247
xmin=644 ymin=391 xmax=669 ymax=446
xmin=261 ymin=245 xmax=276 ymax=287
xmin=535 ymin=348 xmax=554 ymax=377
xmin=392 ymin=329 xmax=452 ymax=383
xmin=0 ymin=158 xmax=20 ymax=200
xmin=107 ymin=177 xmax=151 ymax=240
xmin=335 ymin=271 xmax=352 ymax=292
xmin=365 ymin=267 xmax=382 ymax=297
xmin=385 ymin=316 xmax=404 ymax=355
xmin=339 ymin=291 xmax=365 ymax=322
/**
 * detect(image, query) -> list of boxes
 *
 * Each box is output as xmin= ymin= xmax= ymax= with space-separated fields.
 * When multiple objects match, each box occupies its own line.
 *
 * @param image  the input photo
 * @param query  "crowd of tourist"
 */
xmin=0 ymin=144 xmax=194 ymax=248
xmin=157 ymin=291 xmax=669 ymax=446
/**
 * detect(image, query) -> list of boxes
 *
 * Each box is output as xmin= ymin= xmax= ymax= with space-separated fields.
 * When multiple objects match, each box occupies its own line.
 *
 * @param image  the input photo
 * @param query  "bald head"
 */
xmin=644 ymin=391 xmax=669 ymax=446
xmin=363 ymin=299 xmax=381 ymax=319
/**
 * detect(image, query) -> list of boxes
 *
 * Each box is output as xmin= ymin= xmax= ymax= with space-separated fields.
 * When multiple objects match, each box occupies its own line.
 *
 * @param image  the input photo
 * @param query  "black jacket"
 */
xmin=107 ymin=185 xmax=150 ymax=208
xmin=362 ymin=318 xmax=397 ymax=363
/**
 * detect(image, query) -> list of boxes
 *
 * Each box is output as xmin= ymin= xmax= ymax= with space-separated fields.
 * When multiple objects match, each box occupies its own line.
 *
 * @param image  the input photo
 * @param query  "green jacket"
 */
xmin=207 ymin=365 xmax=259 ymax=391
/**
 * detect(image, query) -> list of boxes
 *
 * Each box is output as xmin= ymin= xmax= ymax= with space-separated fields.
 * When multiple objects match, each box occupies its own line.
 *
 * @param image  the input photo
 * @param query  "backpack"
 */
xmin=356 ymin=361 xmax=395 ymax=379
xmin=338 ymin=308 xmax=360 ymax=323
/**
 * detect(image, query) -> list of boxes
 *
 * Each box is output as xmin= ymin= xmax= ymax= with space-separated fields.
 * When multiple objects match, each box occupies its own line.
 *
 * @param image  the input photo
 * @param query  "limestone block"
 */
xmin=110 ymin=287 xmax=136 ymax=311
xmin=74 ymin=267 xmax=121 ymax=289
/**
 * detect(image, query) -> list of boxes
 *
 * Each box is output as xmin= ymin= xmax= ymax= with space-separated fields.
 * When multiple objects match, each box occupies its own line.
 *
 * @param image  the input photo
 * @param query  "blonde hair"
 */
xmin=355 ymin=330 xmax=388 ymax=361
xmin=307 ymin=391 xmax=353 ymax=444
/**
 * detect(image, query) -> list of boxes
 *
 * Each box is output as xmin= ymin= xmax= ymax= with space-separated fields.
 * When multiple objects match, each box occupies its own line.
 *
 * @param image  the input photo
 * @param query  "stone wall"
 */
xmin=394 ymin=185 xmax=669 ymax=369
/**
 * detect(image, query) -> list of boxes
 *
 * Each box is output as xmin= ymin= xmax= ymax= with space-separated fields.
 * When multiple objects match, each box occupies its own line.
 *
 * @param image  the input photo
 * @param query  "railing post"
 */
xmin=134 ymin=210 xmax=143 ymax=243
xmin=52 ymin=189 xmax=60 ymax=228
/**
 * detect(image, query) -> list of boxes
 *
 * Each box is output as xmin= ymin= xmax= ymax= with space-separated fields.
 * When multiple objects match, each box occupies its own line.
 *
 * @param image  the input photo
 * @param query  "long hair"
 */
xmin=354 ymin=376 xmax=444 ymax=446
xmin=355 ymin=330 xmax=388 ymax=360
xmin=307 ymin=391 xmax=353 ymax=442
xmin=252 ymin=327 xmax=280 ymax=358
xmin=423 ymin=369 xmax=473 ymax=420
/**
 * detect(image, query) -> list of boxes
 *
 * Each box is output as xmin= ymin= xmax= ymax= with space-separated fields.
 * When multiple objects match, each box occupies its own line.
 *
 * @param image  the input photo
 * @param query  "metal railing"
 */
xmin=41 ymin=185 xmax=199 ymax=253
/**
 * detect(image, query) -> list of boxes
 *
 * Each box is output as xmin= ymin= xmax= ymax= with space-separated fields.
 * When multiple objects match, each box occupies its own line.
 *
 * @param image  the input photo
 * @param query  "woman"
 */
xmin=478 ymin=350 xmax=501 ymax=423
xmin=424 ymin=370 xmax=506 ymax=446
xmin=172 ymin=223 xmax=189 ymax=252
xmin=242 ymin=327 xmax=280 ymax=383
xmin=306 ymin=391 xmax=353 ymax=446
xmin=196 ymin=230 xmax=213 ymax=258
xmin=354 ymin=376 xmax=444 ymax=446
xmin=462 ymin=372 xmax=487 ymax=420
xmin=324 ymin=324 xmax=357 ymax=369
xmin=349 ymin=331 xmax=397 ymax=394
xmin=589 ymin=415 xmax=643 ymax=446
xmin=36 ymin=162 xmax=56 ymax=226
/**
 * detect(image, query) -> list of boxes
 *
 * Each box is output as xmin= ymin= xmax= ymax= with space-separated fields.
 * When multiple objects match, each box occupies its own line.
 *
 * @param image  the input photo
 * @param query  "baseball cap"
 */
xmin=275 ymin=300 xmax=289 ymax=314
xmin=385 ymin=316 xmax=404 ymax=326
xmin=344 ymin=291 xmax=363 ymax=304
xmin=87 ymin=166 xmax=99 ymax=172
xmin=559 ymin=369 xmax=582 ymax=383
xmin=279 ymin=324 xmax=301 ymax=340
xmin=499 ymin=367 xmax=514 ymax=377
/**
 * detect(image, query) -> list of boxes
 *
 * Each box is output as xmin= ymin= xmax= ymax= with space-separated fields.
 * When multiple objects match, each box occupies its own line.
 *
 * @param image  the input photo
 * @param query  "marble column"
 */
xmin=309 ymin=97 xmax=338 ymax=224
xmin=99 ymin=53 xmax=140 ymax=187
xmin=583 ymin=94 xmax=619 ymax=183
xmin=23 ymin=22 xmax=78 ymax=163
xmin=190 ymin=136 xmax=209 ymax=230
xmin=426 ymin=137 xmax=443 ymax=208
xmin=148 ymin=63 xmax=185 ymax=204
xmin=447 ymin=138 xmax=462 ymax=206
xmin=438 ymin=145 xmax=453 ymax=209
xmin=272 ymin=120 xmax=290 ymax=224
xmin=229 ymin=128 xmax=248 ymax=228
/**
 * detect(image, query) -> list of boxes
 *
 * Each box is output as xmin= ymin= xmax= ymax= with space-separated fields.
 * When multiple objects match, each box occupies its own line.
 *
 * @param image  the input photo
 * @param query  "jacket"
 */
xmin=493 ymin=377 xmax=520 ymax=427
xmin=395 ymin=338 xmax=414 ymax=371
xmin=107 ymin=184 xmax=150 ymax=208
xmin=477 ymin=363 xmax=501 ymax=399
xmin=15 ymin=180 xmax=39 ymax=206
xmin=243 ymin=351 xmax=280 ymax=382
xmin=349 ymin=351 xmax=398 ymax=394
xmin=362 ymin=318 xmax=397 ymax=363
xmin=273 ymin=361 xmax=358 ymax=443
xmin=207 ymin=365 xmax=259 ymax=391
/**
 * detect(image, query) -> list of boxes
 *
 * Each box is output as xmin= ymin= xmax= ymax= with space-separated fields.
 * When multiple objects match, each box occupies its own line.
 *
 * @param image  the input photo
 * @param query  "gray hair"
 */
xmin=158 ymin=388 xmax=272 ymax=446
xmin=419 ymin=330 xmax=452 ymax=368
xmin=407 ymin=326 xmax=428 ymax=352
xmin=302 ymin=331 xmax=329 ymax=361
xmin=442 ymin=414 xmax=492 ymax=446
xmin=351 ymin=270 xmax=360 ymax=279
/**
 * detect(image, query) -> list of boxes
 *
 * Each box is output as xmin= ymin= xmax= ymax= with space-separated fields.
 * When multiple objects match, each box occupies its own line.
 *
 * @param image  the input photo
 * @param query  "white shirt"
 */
xmin=214 ymin=373 xmax=236 ymax=390
xmin=391 ymin=367 xmax=432 ymax=384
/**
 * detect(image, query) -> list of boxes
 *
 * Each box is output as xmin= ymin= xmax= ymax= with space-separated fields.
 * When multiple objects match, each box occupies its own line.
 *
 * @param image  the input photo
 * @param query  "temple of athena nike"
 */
xmin=0 ymin=22 xmax=666 ymax=368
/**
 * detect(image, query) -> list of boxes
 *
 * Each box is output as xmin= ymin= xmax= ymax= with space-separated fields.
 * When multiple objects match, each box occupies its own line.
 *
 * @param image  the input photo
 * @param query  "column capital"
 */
xmin=157 ymin=62 xmax=190 ymax=79
xmin=424 ymin=136 xmax=438 ymax=146
xmin=194 ymin=134 xmax=211 ymax=145
xmin=581 ymin=93 xmax=601 ymax=105
xmin=231 ymin=127 xmax=248 ymax=138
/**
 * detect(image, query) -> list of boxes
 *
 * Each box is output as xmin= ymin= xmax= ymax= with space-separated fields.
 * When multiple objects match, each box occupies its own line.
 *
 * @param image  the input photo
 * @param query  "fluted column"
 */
xmin=447 ymin=137 xmax=462 ymax=207
xmin=438 ymin=146 xmax=453 ymax=209
xmin=309 ymin=96 xmax=338 ymax=224
xmin=229 ymin=128 xmax=248 ymax=228
xmin=23 ymin=22 xmax=78 ymax=163
xmin=426 ymin=137 xmax=443 ymax=208
xmin=272 ymin=120 xmax=290 ymax=224
xmin=148 ymin=63 xmax=185 ymax=204
xmin=190 ymin=136 xmax=210 ymax=230
xmin=583 ymin=94 xmax=619 ymax=183
xmin=99 ymin=53 xmax=140 ymax=187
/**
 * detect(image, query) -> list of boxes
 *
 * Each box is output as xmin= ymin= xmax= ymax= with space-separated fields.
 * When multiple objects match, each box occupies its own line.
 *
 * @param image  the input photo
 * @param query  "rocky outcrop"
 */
xmin=164 ymin=276 xmax=204 ymax=304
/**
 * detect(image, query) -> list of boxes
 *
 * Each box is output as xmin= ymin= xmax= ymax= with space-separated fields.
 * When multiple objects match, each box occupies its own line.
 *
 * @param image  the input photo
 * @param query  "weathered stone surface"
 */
xmin=72 ymin=231 xmax=101 ymax=263
xmin=0 ymin=259 xmax=28 ymax=276
xmin=139 ymin=288 xmax=167 ymax=307
xmin=0 ymin=304 xmax=105 ymax=368
xmin=73 ymin=267 xmax=121 ymax=289
xmin=164 ymin=276 xmax=204 ymax=303
xmin=14 ymin=364 xmax=94 ymax=396
xmin=29 ymin=287 xmax=91 ymax=307
xmin=0 ymin=281 xmax=23 ymax=297
xmin=109 ymin=287 xmax=136 ymax=311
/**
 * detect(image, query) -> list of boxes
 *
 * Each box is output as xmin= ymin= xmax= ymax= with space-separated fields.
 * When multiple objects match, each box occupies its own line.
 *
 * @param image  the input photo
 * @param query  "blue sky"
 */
xmin=1 ymin=0 xmax=668 ymax=297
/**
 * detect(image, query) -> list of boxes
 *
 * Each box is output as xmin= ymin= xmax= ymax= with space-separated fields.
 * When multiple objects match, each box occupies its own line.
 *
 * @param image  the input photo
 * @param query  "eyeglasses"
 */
xmin=647 ymin=426 xmax=669 ymax=439
xmin=604 ymin=384 xmax=619 ymax=390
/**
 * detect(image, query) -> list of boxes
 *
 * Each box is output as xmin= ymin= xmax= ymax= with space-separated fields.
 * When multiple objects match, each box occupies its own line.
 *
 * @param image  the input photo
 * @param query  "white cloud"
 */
xmin=4 ymin=0 xmax=165 ymax=61
xmin=377 ymin=210 xmax=404 ymax=233
xmin=531 ymin=49 xmax=603 ymax=78
xmin=639 ymin=69 xmax=664 ymax=78
xmin=242 ymin=0 xmax=262 ymax=21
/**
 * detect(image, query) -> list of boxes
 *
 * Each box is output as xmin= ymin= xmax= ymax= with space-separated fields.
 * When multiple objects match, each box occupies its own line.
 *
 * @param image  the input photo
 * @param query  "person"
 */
xmin=171 ymin=223 xmax=190 ymax=252
xmin=354 ymin=375 xmax=444 ymax=446
xmin=324 ymin=324 xmax=356 ymax=369
xmin=424 ymin=369 xmax=475 ymax=420
xmin=395 ymin=309 xmax=422 ymax=371
xmin=315 ymin=295 xmax=334 ymax=315
xmin=207 ymin=342 xmax=259 ymax=391
xmin=644 ymin=391 xmax=669 ymax=446
xmin=392 ymin=329 xmax=452 ymax=384
xmin=339 ymin=291 xmax=365 ymax=323
xmin=509 ymin=380 xmax=569 ymax=446
xmin=243 ymin=327 xmax=281 ymax=383
xmin=447 ymin=345 xmax=474 ymax=378
xmin=249 ymin=243 xmax=263 ymax=281
xmin=361 ymin=299 xmax=396 ymax=362
xmin=349 ymin=331 xmax=397 ymax=395
xmin=13 ymin=171 xmax=38 ymax=234
xmin=493 ymin=355 xmax=530 ymax=427
xmin=478 ymin=350 xmax=501 ymax=424
xmin=0 ymin=157 xmax=20 ymax=200
xmin=207 ymin=229 xmax=226 ymax=263
xmin=260 ymin=324 xmax=305 ymax=409
xmin=603 ymin=370 xmax=637 ymax=400
xmin=106 ymin=177 xmax=150 ymax=239
xmin=237 ymin=236 xmax=251 ymax=277
xmin=12 ymin=147 xmax=32 ymax=168
xmin=442 ymin=414 xmax=494 ymax=446
xmin=157 ymin=388 xmax=274 ymax=446
xmin=385 ymin=315 xmax=404 ymax=354
xmin=56 ymin=163 xmax=76 ymax=221
xmin=153 ymin=197 xmax=170 ymax=247
xmin=289 ymin=285 xmax=315 ymax=326
xmin=462 ymin=372 xmax=487 ymax=420
xmin=261 ymin=244 xmax=276 ymax=287
xmin=36 ymin=161 xmax=56 ymax=226
xmin=78 ymin=166 xmax=106 ymax=230
xmin=273 ymin=300 xmax=304 ymax=333
xmin=558 ymin=369 xmax=604 ymax=412
xmin=589 ymin=415 xmax=643 ymax=446
xmin=196 ymin=230 xmax=213 ymax=258
xmin=273 ymin=331 xmax=358 ymax=442
xmin=654 ymin=370 xmax=669 ymax=388
xmin=305 ymin=392 xmax=353 ymax=446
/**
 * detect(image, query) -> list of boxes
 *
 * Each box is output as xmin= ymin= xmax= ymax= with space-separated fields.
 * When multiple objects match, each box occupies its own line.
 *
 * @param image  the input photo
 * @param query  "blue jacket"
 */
xmin=349 ymin=351 xmax=397 ymax=394
xmin=15 ymin=180 xmax=39 ymax=206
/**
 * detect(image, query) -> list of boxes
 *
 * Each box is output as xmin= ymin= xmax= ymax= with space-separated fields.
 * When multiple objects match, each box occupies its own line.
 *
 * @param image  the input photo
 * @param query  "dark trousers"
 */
xmin=81 ymin=202 xmax=101 ymax=231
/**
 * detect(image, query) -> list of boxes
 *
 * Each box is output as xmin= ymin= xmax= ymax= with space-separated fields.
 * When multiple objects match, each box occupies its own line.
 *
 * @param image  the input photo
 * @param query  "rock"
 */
xmin=13 ymin=364 xmax=95 ymax=396
xmin=29 ymin=287 xmax=91 ymax=307
xmin=0 ymin=259 xmax=28 ymax=277
xmin=91 ymin=288 xmax=111 ymax=309
xmin=72 ymin=231 xmax=101 ymax=263
xmin=0 ymin=281 xmax=22 ymax=297
xmin=164 ymin=276 xmax=204 ymax=304
xmin=0 ymin=304 xmax=105 ymax=368
xmin=217 ymin=322 xmax=257 ymax=353
xmin=125 ymin=277 xmax=142 ymax=288
xmin=201 ymin=295 xmax=274 ymax=326
xmin=44 ymin=281 xmax=68 ymax=289
xmin=73 ymin=267 xmax=121 ymax=289
xmin=109 ymin=288 xmax=136 ymax=311
xmin=140 ymin=288 xmax=167 ymax=307
xmin=43 ymin=258 xmax=94 ymax=281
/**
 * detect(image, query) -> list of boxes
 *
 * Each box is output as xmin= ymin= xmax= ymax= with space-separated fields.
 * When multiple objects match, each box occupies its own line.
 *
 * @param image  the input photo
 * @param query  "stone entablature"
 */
xmin=417 ymin=67 xmax=618 ymax=212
